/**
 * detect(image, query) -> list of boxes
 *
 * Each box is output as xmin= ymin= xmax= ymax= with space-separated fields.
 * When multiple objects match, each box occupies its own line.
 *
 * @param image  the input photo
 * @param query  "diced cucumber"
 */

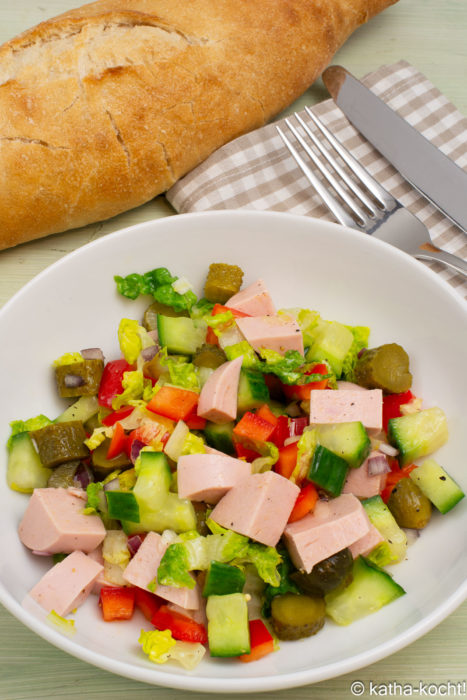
xmin=123 ymin=451 xmax=196 ymax=534
xmin=306 ymin=320 xmax=354 ymax=377
xmin=362 ymin=495 xmax=407 ymax=564
xmin=56 ymin=395 xmax=99 ymax=424
xmin=204 ymin=421 xmax=236 ymax=455
xmin=325 ymin=556 xmax=405 ymax=625
xmin=316 ymin=421 xmax=370 ymax=469
xmin=105 ymin=491 xmax=140 ymax=522
xmin=409 ymin=459 xmax=465 ymax=514
xmin=7 ymin=431 xmax=52 ymax=492
xmin=308 ymin=445 xmax=349 ymax=497
xmin=387 ymin=407 xmax=448 ymax=467
xmin=203 ymin=561 xmax=246 ymax=597
xmin=237 ymin=369 xmax=269 ymax=414
xmin=157 ymin=315 xmax=206 ymax=355
xmin=206 ymin=593 xmax=250 ymax=656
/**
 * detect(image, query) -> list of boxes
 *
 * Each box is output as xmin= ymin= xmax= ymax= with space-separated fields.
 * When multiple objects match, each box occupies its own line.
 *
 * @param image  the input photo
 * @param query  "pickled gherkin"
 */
xmin=290 ymin=548 xmax=353 ymax=597
xmin=47 ymin=461 xmax=80 ymax=488
xmin=92 ymin=438 xmax=132 ymax=475
xmin=270 ymin=593 xmax=325 ymax=640
xmin=387 ymin=477 xmax=432 ymax=529
xmin=193 ymin=344 xmax=227 ymax=369
xmin=30 ymin=421 xmax=89 ymax=468
xmin=54 ymin=359 xmax=104 ymax=398
xmin=204 ymin=263 xmax=244 ymax=303
xmin=353 ymin=343 xmax=412 ymax=393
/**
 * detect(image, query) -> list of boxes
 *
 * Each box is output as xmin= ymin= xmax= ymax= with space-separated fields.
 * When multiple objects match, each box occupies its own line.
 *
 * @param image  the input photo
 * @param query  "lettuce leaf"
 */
xmin=118 ymin=318 xmax=155 ymax=365
xmin=7 ymin=414 xmax=52 ymax=449
xmin=115 ymin=267 xmax=197 ymax=311
xmin=261 ymin=551 xmax=300 ymax=617
xmin=341 ymin=325 xmax=370 ymax=381
xmin=112 ymin=370 xmax=148 ymax=410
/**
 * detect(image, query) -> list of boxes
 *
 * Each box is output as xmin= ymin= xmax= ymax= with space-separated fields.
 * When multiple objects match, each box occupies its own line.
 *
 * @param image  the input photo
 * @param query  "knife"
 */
xmin=322 ymin=65 xmax=467 ymax=235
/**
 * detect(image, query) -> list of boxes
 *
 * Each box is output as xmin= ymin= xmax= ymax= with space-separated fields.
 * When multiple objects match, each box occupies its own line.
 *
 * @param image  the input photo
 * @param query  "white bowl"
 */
xmin=0 ymin=210 xmax=466 ymax=693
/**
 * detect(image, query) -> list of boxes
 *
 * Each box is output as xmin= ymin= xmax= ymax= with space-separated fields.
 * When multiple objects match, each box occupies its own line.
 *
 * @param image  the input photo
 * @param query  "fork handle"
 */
xmin=414 ymin=248 xmax=467 ymax=278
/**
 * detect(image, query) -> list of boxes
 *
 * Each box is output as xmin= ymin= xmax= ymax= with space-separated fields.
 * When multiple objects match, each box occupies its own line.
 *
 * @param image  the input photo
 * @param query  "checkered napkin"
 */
xmin=166 ymin=60 xmax=467 ymax=300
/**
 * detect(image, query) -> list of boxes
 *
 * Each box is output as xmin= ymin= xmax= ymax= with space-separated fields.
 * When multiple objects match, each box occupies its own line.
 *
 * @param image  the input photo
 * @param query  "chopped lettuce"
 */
xmin=84 ymin=481 xmax=105 ymax=514
xmin=204 ymin=310 xmax=235 ymax=335
xmin=115 ymin=267 xmax=197 ymax=311
xmin=46 ymin=611 xmax=76 ymax=637
xmin=341 ymin=325 xmax=370 ymax=381
xmin=118 ymin=318 xmax=155 ymax=365
xmin=139 ymin=629 xmax=206 ymax=669
xmin=261 ymin=551 xmax=300 ymax=617
xmin=53 ymin=352 xmax=83 ymax=367
xmin=224 ymin=341 xmax=258 ymax=368
xmin=190 ymin=297 xmax=215 ymax=320
xmin=166 ymin=359 xmax=200 ymax=392
xmin=235 ymin=543 xmax=282 ymax=587
xmin=181 ymin=432 xmax=206 ymax=455
xmin=250 ymin=441 xmax=279 ymax=473
xmin=7 ymin=414 xmax=52 ymax=449
xmin=84 ymin=427 xmax=106 ymax=450
xmin=112 ymin=370 xmax=151 ymax=410
xmin=291 ymin=428 xmax=317 ymax=483
xmin=279 ymin=308 xmax=321 ymax=347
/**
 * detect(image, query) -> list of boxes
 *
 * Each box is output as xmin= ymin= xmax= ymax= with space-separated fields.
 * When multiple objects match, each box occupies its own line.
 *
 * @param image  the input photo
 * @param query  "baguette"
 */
xmin=0 ymin=0 xmax=398 ymax=250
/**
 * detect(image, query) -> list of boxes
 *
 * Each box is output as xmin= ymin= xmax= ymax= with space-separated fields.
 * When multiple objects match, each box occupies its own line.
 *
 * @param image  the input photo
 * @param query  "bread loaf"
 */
xmin=0 ymin=0 xmax=397 ymax=249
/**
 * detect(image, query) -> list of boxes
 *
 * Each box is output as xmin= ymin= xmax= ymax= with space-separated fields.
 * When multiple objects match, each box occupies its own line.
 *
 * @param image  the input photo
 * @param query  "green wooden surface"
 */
xmin=1 ymin=1 xmax=466 ymax=697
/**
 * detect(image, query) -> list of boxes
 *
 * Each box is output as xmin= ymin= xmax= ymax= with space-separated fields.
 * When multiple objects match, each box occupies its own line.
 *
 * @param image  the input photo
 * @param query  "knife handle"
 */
xmin=414 ymin=249 xmax=467 ymax=278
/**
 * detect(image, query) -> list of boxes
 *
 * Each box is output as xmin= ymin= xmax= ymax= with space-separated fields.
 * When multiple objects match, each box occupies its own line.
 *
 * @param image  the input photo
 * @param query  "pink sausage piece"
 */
xmin=197 ymin=356 xmax=243 ymax=424
xmin=177 ymin=453 xmax=251 ymax=504
xmin=309 ymin=389 xmax=383 ymax=432
xmin=236 ymin=315 xmax=304 ymax=356
xmin=226 ymin=279 xmax=276 ymax=317
xmin=18 ymin=488 xmax=106 ymax=554
xmin=349 ymin=525 xmax=384 ymax=559
xmin=283 ymin=494 xmax=371 ymax=573
xmin=123 ymin=531 xmax=201 ymax=610
xmin=210 ymin=471 xmax=300 ymax=547
xmin=343 ymin=450 xmax=388 ymax=499
xmin=29 ymin=550 xmax=103 ymax=616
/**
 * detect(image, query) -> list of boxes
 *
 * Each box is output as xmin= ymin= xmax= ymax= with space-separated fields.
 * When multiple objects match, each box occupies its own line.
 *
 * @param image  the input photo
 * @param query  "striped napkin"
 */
xmin=167 ymin=60 xmax=467 ymax=300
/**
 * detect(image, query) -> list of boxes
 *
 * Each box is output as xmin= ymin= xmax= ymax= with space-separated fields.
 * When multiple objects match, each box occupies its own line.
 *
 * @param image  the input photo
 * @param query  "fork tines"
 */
xmin=276 ymin=107 xmax=396 ymax=232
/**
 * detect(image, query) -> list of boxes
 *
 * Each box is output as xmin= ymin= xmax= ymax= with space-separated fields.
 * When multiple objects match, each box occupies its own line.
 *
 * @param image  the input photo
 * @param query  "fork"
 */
xmin=276 ymin=107 xmax=467 ymax=278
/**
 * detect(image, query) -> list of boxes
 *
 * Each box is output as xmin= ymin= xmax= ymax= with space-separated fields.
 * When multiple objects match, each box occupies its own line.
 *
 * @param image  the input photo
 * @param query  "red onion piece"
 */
xmin=148 ymin=330 xmax=158 ymax=343
xmin=130 ymin=439 xmax=146 ymax=464
xmin=357 ymin=348 xmax=367 ymax=359
xmin=73 ymin=463 xmax=94 ymax=489
xmin=289 ymin=416 xmax=308 ymax=437
xmin=103 ymin=478 xmax=120 ymax=492
xmin=378 ymin=442 xmax=399 ymax=457
xmin=140 ymin=345 xmax=159 ymax=362
xmin=81 ymin=348 xmax=105 ymax=361
xmin=367 ymin=453 xmax=391 ymax=476
xmin=283 ymin=436 xmax=300 ymax=446
xmin=127 ymin=534 xmax=145 ymax=557
xmin=64 ymin=374 xmax=86 ymax=388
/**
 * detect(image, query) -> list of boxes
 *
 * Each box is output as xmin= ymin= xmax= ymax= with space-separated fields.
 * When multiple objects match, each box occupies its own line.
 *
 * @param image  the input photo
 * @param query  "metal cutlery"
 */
xmin=276 ymin=107 xmax=467 ymax=278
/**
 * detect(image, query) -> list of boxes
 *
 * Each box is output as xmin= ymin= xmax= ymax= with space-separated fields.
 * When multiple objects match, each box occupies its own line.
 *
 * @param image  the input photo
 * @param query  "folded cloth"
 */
xmin=167 ymin=60 xmax=467 ymax=300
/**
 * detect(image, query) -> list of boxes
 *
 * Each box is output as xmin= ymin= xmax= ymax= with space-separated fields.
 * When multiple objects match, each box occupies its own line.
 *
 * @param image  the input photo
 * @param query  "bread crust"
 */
xmin=0 ymin=0 xmax=398 ymax=249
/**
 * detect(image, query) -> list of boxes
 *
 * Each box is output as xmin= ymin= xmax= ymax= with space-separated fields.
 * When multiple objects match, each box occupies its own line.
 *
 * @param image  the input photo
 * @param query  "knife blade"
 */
xmin=322 ymin=66 xmax=467 ymax=234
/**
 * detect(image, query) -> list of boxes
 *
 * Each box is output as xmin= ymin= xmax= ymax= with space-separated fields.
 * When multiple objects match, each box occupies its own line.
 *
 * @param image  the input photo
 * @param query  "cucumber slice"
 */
xmin=387 ymin=407 xmax=448 ymax=467
xmin=409 ymin=459 xmax=465 ymax=514
xmin=206 ymin=593 xmax=250 ymax=656
xmin=325 ymin=556 xmax=405 ymax=625
xmin=56 ymin=395 xmax=99 ymax=424
xmin=7 ymin=432 xmax=52 ymax=493
xmin=362 ymin=495 xmax=407 ymax=564
xmin=157 ymin=315 xmax=206 ymax=355
xmin=105 ymin=491 xmax=140 ymax=522
xmin=237 ymin=369 xmax=269 ymax=414
xmin=203 ymin=561 xmax=246 ymax=597
xmin=316 ymin=421 xmax=370 ymax=469
xmin=204 ymin=421 xmax=236 ymax=455
xmin=308 ymin=444 xmax=349 ymax=496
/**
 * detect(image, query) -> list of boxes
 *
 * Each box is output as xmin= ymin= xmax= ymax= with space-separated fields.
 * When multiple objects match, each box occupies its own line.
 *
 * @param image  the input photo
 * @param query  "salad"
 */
xmin=6 ymin=262 xmax=465 ymax=670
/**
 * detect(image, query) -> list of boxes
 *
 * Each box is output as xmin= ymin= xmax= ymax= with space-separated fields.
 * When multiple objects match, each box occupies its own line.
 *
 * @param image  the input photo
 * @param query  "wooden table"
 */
xmin=1 ymin=2 xmax=466 ymax=698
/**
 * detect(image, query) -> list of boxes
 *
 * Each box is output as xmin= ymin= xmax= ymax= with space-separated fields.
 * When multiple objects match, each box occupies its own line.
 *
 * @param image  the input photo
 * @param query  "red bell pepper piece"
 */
xmin=106 ymin=422 xmax=128 ymax=460
xmin=98 ymin=359 xmax=135 ymax=408
xmin=380 ymin=463 xmax=417 ymax=503
xmin=205 ymin=326 xmax=219 ymax=346
xmin=146 ymin=385 xmax=199 ymax=421
xmin=238 ymin=619 xmax=274 ymax=663
xmin=234 ymin=441 xmax=262 ymax=462
xmin=255 ymin=404 xmax=278 ymax=427
xmin=289 ymin=416 xmax=308 ymax=438
xmin=99 ymin=586 xmax=135 ymax=621
xmin=212 ymin=303 xmax=250 ymax=319
xmin=282 ymin=363 xmax=329 ymax=402
xmin=185 ymin=411 xmax=207 ymax=430
xmin=151 ymin=605 xmax=208 ymax=644
xmin=274 ymin=442 xmax=298 ymax=480
xmin=233 ymin=411 xmax=276 ymax=443
xmin=101 ymin=406 xmax=135 ymax=427
xmin=382 ymin=390 xmax=414 ymax=432
xmin=288 ymin=482 xmax=319 ymax=522
xmin=134 ymin=588 xmax=162 ymax=621
xmin=270 ymin=414 xmax=289 ymax=448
